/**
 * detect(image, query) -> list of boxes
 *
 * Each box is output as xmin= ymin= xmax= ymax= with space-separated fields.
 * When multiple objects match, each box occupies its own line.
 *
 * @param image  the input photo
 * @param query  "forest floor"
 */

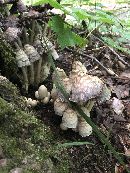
xmin=26 ymin=44 xmax=130 ymax=173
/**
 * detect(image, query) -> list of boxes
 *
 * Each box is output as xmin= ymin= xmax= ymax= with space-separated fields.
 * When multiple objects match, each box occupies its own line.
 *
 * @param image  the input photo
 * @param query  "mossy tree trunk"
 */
xmin=0 ymin=76 xmax=69 ymax=173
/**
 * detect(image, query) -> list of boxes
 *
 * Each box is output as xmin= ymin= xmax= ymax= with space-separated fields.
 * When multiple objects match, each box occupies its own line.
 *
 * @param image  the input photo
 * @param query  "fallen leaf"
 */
xmin=112 ymin=97 xmax=124 ymax=115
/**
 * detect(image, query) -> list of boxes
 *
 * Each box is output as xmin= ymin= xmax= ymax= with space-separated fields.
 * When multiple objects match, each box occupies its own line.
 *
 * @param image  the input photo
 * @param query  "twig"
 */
xmin=65 ymin=47 xmax=118 ymax=76
xmin=92 ymin=35 xmax=130 ymax=67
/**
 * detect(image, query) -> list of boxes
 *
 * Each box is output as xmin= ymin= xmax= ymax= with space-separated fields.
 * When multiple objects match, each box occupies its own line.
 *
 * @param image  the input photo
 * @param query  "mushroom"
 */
xmin=52 ymin=61 xmax=111 ymax=137
xmin=41 ymin=92 xmax=51 ymax=104
xmin=4 ymin=27 xmax=21 ymax=42
xmin=61 ymin=108 xmax=78 ymax=129
xmin=24 ymin=44 xmax=41 ymax=84
xmin=15 ymin=47 xmax=30 ymax=91
xmin=51 ymin=84 xmax=58 ymax=101
xmin=69 ymin=60 xmax=87 ymax=79
xmin=26 ymin=98 xmax=38 ymax=107
xmin=78 ymin=117 xmax=92 ymax=137
xmin=35 ymin=85 xmax=51 ymax=104
xmin=54 ymin=98 xmax=68 ymax=116
xmin=41 ymin=36 xmax=59 ymax=60
xmin=70 ymin=74 xmax=104 ymax=104
xmin=37 ymin=85 xmax=48 ymax=99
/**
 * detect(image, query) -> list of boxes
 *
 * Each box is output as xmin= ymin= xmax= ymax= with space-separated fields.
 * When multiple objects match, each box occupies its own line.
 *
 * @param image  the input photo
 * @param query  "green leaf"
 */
xmin=49 ymin=15 xmax=86 ymax=48
xmin=57 ymin=141 xmax=94 ymax=148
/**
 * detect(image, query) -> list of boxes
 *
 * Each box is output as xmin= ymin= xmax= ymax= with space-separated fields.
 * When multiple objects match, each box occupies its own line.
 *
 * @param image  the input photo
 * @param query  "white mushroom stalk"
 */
xmin=15 ymin=44 xmax=30 ymax=91
xmin=24 ymin=44 xmax=40 ymax=85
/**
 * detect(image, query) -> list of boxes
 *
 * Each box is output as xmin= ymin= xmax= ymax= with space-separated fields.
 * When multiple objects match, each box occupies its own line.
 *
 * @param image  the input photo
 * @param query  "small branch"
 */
xmin=93 ymin=35 xmax=130 ymax=67
xmin=65 ymin=47 xmax=118 ymax=76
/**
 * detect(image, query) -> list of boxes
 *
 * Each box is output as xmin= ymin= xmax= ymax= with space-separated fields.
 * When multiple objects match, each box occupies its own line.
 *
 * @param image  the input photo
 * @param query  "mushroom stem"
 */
xmin=35 ymin=57 xmax=42 ymax=85
xmin=14 ymin=42 xmax=29 ymax=91
xmin=21 ymin=66 xmax=29 ymax=91
xmin=30 ymin=20 xmax=36 ymax=44
xmin=30 ymin=63 xmax=35 ymax=84
xmin=86 ymin=100 xmax=95 ymax=112
xmin=23 ymin=28 xmax=29 ymax=44
xmin=17 ymin=38 xmax=23 ymax=48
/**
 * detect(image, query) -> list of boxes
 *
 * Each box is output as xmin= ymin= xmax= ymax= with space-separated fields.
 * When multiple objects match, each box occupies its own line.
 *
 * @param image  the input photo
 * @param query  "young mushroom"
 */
xmin=78 ymin=117 xmax=92 ymax=137
xmin=61 ymin=108 xmax=78 ymax=129
xmin=54 ymin=98 xmax=68 ymax=116
xmin=35 ymin=84 xmax=50 ymax=104
xmin=26 ymin=98 xmax=38 ymax=107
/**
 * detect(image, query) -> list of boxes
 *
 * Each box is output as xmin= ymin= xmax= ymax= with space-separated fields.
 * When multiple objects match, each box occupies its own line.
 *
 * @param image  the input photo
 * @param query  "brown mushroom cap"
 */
xmin=70 ymin=74 xmax=104 ymax=103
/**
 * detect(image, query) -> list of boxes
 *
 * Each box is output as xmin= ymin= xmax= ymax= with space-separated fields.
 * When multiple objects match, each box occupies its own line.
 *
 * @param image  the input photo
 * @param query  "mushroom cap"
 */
xmin=16 ymin=49 xmax=30 ymax=67
xmin=78 ymin=119 xmax=92 ymax=137
xmin=54 ymin=98 xmax=68 ymax=116
xmin=60 ymin=123 xmax=68 ymax=130
xmin=5 ymin=27 xmax=21 ymax=42
xmin=35 ymin=91 xmax=39 ymax=99
xmin=26 ymin=98 xmax=38 ymax=107
xmin=57 ymin=77 xmax=72 ymax=101
xmin=42 ymin=96 xmax=50 ymax=104
xmin=24 ymin=44 xmax=41 ymax=62
xmin=62 ymin=108 xmax=78 ymax=128
xmin=70 ymin=61 xmax=87 ymax=78
xmin=52 ymin=67 xmax=67 ymax=81
xmin=41 ymin=36 xmax=54 ymax=52
xmin=38 ymin=85 xmax=48 ymax=99
xmin=70 ymin=74 xmax=104 ymax=103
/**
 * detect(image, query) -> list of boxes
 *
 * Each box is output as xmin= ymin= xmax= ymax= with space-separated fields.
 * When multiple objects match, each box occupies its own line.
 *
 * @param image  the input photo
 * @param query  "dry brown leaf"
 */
xmin=113 ymin=85 xmax=129 ymax=99
xmin=115 ymin=164 xmax=125 ymax=173
xmin=112 ymin=97 xmax=124 ymax=115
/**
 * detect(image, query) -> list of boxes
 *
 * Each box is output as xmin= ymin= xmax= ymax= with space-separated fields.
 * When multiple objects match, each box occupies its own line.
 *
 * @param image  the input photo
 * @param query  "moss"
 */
xmin=0 ymin=96 xmax=70 ymax=173
xmin=0 ymin=35 xmax=17 ymax=78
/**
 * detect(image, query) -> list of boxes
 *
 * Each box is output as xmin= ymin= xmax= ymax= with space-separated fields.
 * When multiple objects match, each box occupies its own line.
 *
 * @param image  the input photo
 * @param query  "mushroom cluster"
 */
xmin=0 ymin=1 xmax=59 ymax=91
xmin=26 ymin=84 xmax=51 ymax=107
xmin=35 ymin=85 xmax=51 ymax=104
xmin=52 ymin=61 xmax=111 ymax=137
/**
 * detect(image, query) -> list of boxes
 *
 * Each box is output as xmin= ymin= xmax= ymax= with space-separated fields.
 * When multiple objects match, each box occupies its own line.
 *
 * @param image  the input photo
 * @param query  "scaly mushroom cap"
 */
xmin=16 ymin=49 xmax=31 ymax=67
xmin=52 ymin=67 xmax=67 ymax=81
xmin=38 ymin=85 xmax=48 ymax=99
xmin=24 ymin=44 xmax=41 ymax=63
xmin=57 ymin=77 xmax=72 ymax=102
xmin=70 ymin=74 xmax=104 ymax=103
xmin=78 ymin=118 xmax=92 ymax=137
xmin=41 ymin=36 xmax=59 ymax=60
xmin=54 ymin=98 xmax=68 ymax=116
xmin=62 ymin=108 xmax=78 ymax=128
xmin=41 ymin=36 xmax=54 ymax=51
xmin=4 ymin=27 xmax=21 ymax=42
xmin=70 ymin=61 xmax=87 ymax=78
